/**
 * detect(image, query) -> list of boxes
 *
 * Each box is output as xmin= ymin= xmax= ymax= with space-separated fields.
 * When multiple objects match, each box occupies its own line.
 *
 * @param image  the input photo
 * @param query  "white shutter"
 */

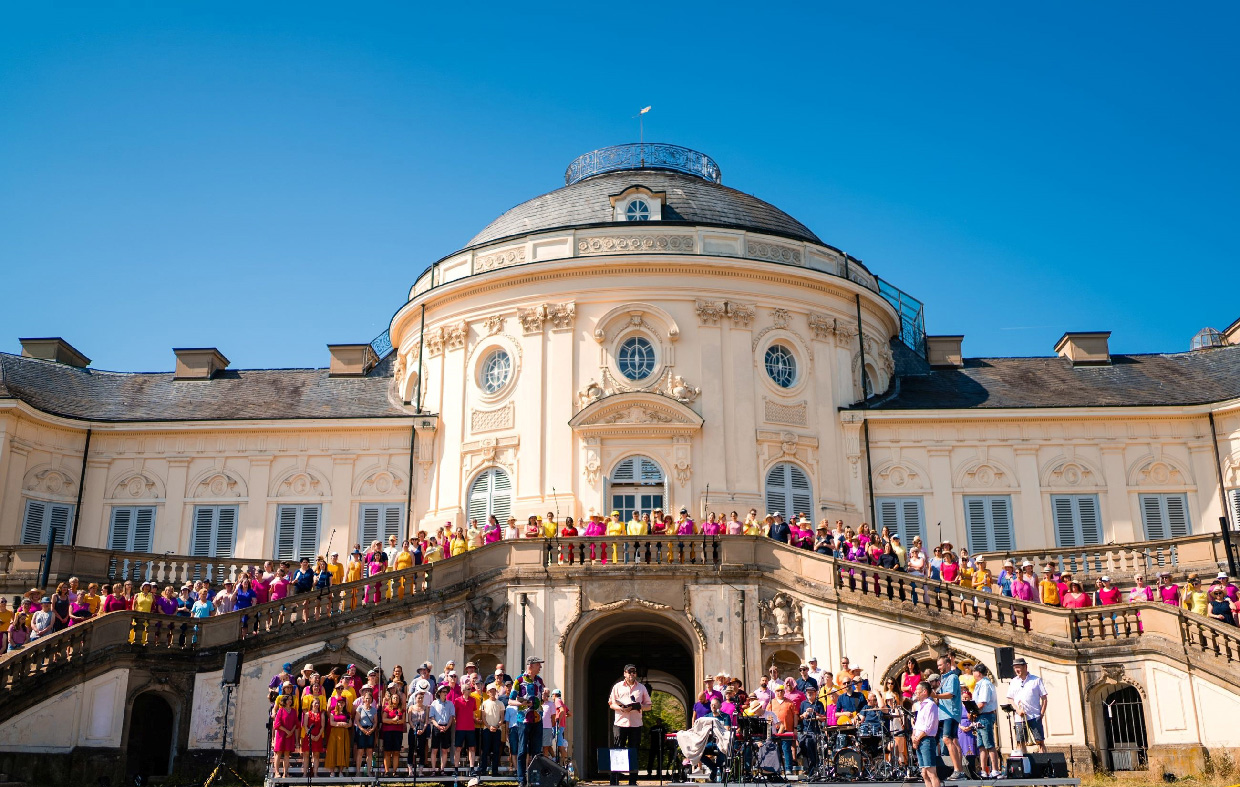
xmin=48 ymin=504 xmax=72 ymax=544
xmin=300 ymin=506 xmax=321 ymax=558
xmin=360 ymin=505 xmax=381 ymax=546
xmin=1077 ymin=496 xmax=1102 ymax=545
xmin=965 ymin=497 xmax=989 ymax=553
xmin=765 ymin=463 xmax=810 ymax=517
xmin=639 ymin=458 xmax=663 ymax=482
xmin=788 ymin=465 xmax=812 ymax=518
xmin=109 ymin=507 xmax=133 ymax=551
xmin=275 ymin=506 xmax=299 ymax=561
xmin=1165 ymin=495 xmax=1190 ymax=537
xmin=381 ymin=505 xmax=402 ymax=542
xmin=1230 ymin=489 xmax=1240 ymax=530
xmin=990 ymin=497 xmax=1015 ymax=551
xmin=1141 ymin=495 xmax=1168 ymax=540
xmin=133 ymin=507 xmax=155 ymax=552
xmin=21 ymin=500 xmax=46 ymax=545
xmin=191 ymin=507 xmax=215 ymax=556
xmin=878 ymin=499 xmax=900 ymax=538
xmin=1053 ymin=495 xmax=1101 ymax=547
xmin=468 ymin=469 xmax=511 ymax=525
xmin=611 ymin=458 xmax=636 ymax=483
xmin=214 ymin=506 xmax=237 ymax=558
xmin=900 ymin=498 xmax=925 ymax=544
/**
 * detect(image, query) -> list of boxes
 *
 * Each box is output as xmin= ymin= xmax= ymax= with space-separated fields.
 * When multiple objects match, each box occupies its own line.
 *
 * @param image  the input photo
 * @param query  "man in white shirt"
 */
xmin=970 ymin=663 xmax=1001 ymax=778
xmin=1004 ymin=657 xmax=1048 ymax=755
xmin=30 ymin=597 xmax=54 ymax=640
xmin=607 ymin=664 xmax=651 ymax=786
xmin=806 ymin=656 xmax=826 ymax=691
xmin=910 ymin=681 xmax=941 ymax=787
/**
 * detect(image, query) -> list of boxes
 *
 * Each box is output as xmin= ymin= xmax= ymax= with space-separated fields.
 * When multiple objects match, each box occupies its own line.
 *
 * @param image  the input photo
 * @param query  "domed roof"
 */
xmin=466 ymin=146 xmax=821 ymax=248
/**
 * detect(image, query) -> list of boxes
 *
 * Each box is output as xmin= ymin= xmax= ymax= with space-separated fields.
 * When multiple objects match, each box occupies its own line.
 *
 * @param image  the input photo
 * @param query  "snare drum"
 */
xmin=857 ymin=721 xmax=884 ymax=740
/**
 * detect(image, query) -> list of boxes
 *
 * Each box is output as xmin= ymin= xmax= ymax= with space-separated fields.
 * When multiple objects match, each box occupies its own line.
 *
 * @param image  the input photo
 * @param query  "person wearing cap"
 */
xmin=767 ymin=682 xmax=797 ymax=772
xmin=30 ymin=596 xmax=54 ymax=640
xmin=478 ymin=683 xmax=506 ymax=775
xmin=1210 ymin=572 xmax=1238 ymax=604
xmin=1004 ymin=657 xmax=1047 ymax=755
xmin=1095 ymin=576 xmax=1119 ymax=606
xmin=794 ymin=664 xmax=818 ymax=693
xmin=510 ymin=656 xmax=546 ymax=784
xmin=1182 ymin=573 xmax=1209 ymax=615
xmin=969 ymin=664 xmax=1001 ymax=778
xmin=767 ymin=512 xmax=790 ymax=544
xmin=426 ymin=684 xmax=455 ymax=774
xmin=607 ymin=663 xmax=650 ymax=786
xmin=345 ymin=549 xmax=364 ymax=585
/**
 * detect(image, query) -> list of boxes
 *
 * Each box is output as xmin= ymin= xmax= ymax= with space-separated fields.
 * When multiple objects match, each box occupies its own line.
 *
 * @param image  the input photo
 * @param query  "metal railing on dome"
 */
xmin=876 ymin=277 xmax=926 ymax=356
xmin=370 ymin=329 xmax=393 ymax=358
xmin=565 ymin=143 xmax=722 ymax=185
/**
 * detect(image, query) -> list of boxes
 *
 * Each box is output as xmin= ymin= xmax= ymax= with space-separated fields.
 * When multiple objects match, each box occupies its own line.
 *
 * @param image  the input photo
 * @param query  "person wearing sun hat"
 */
xmin=1038 ymin=565 xmax=1061 ymax=606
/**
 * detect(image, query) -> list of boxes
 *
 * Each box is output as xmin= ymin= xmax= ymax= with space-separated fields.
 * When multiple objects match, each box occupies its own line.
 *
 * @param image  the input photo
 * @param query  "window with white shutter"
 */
xmin=188 ymin=505 xmax=239 ymax=557
xmin=466 ymin=469 xmax=512 ymax=527
xmin=274 ymin=504 xmax=321 ymax=562
xmin=764 ymin=463 xmax=813 ymax=519
xmin=1140 ymin=493 xmax=1191 ymax=540
xmin=1230 ymin=489 xmax=1240 ymax=530
xmin=108 ymin=507 xmax=156 ymax=552
xmin=1051 ymin=494 xmax=1102 ymax=547
xmin=963 ymin=495 xmax=1015 ymax=553
xmin=20 ymin=499 xmax=74 ymax=545
xmin=876 ymin=496 xmax=925 ymax=545
xmin=358 ymin=503 xmax=404 ymax=546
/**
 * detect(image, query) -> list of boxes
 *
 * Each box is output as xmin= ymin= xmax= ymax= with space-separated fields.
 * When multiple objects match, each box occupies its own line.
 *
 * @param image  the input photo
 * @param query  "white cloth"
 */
xmin=675 ymin=716 xmax=733 ymax=769
xmin=1005 ymin=674 xmax=1046 ymax=719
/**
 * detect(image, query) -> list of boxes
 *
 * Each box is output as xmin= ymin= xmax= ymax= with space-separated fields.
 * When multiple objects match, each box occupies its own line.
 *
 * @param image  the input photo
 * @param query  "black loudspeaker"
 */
xmin=995 ymin=646 xmax=1016 ymax=679
xmin=222 ymin=651 xmax=242 ymax=685
xmin=528 ymin=754 xmax=569 ymax=787
xmin=1027 ymin=753 xmax=1068 ymax=777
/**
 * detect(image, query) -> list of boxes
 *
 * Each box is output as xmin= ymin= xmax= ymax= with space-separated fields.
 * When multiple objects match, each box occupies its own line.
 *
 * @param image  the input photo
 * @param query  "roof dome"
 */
xmin=466 ymin=144 xmax=822 ymax=249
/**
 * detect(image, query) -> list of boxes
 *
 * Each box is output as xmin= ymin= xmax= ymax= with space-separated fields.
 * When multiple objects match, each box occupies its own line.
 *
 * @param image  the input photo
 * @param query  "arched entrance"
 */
xmin=1101 ymin=685 xmax=1148 ymax=771
xmin=127 ymin=692 xmax=176 ymax=777
xmin=570 ymin=612 xmax=697 ymax=778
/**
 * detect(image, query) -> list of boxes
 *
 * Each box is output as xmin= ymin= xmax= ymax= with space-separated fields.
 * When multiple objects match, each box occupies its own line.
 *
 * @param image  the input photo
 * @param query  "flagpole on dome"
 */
xmin=635 ymin=105 xmax=652 ymax=162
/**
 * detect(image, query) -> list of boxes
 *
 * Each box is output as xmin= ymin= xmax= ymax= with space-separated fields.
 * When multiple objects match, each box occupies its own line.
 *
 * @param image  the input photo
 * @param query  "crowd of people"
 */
xmin=3 ymin=509 xmax=1236 ymax=653
xmin=268 ymin=655 xmax=571 ymax=779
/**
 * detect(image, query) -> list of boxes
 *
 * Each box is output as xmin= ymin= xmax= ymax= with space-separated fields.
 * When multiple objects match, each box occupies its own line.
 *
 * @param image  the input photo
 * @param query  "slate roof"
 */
xmin=0 ymin=352 xmax=409 ymax=422
xmin=467 ymin=169 xmax=822 ymax=248
xmin=867 ymin=343 xmax=1240 ymax=410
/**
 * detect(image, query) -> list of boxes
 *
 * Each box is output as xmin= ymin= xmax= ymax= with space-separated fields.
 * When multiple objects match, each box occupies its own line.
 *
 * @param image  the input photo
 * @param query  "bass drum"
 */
xmin=833 ymin=747 xmax=864 ymax=781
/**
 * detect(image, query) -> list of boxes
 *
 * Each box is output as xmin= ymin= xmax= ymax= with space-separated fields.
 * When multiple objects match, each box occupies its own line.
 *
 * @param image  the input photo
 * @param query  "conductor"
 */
xmin=608 ymin=664 xmax=652 ymax=786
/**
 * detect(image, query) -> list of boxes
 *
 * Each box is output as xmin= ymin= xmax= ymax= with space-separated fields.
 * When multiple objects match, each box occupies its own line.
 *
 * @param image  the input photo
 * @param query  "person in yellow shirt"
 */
xmin=83 ymin=583 xmax=102 ymax=615
xmin=743 ymin=515 xmax=762 ymax=537
xmin=467 ymin=520 xmax=483 ymax=549
xmin=605 ymin=512 xmax=626 ymax=536
xmin=393 ymin=543 xmax=413 ymax=571
xmin=1181 ymin=574 xmax=1209 ymax=615
xmin=542 ymin=516 xmax=558 ymax=538
xmin=326 ymin=553 xmax=345 ymax=586
xmin=972 ymin=561 xmax=994 ymax=592
xmin=0 ymin=597 xmax=12 ymax=651
xmin=1038 ymin=566 xmax=1062 ymax=606
xmin=133 ymin=582 xmax=157 ymax=613
xmin=345 ymin=550 xmax=364 ymax=583
xmin=449 ymin=528 xmax=468 ymax=557
xmin=626 ymin=515 xmax=646 ymax=536
xmin=425 ymin=536 xmax=444 ymax=563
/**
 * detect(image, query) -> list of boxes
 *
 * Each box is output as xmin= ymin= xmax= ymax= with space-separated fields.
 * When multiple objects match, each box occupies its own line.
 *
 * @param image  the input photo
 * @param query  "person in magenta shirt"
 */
xmin=701 ymin=515 xmax=722 ymax=536
xmin=1011 ymin=573 xmax=1035 ymax=602
xmin=269 ymin=569 xmax=290 ymax=602
xmin=676 ymin=514 xmax=696 ymax=536
xmin=1157 ymin=572 xmax=1180 ymax=605
xmin=1097 ymin=576 xmax=1121 ymax=605
xmin=1061 ymin=581 xmax=1092 ymax=608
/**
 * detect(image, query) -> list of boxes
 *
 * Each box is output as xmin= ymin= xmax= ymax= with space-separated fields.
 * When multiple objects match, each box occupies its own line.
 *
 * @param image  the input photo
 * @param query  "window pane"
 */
xmin=617 ymin=337 xmax=655 ymax=380
xmin=764 ymin=345 xmax=796 ymax=388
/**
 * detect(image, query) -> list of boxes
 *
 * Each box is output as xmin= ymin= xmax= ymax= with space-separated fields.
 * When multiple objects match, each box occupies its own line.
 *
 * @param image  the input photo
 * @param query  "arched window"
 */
xmin=625 ymin=199 xmax=651 ymax=221
xmin=467 ymin=468 xmax=512 ymax=525
xmin=764 ymin=344 xmax=797 ymax=388
xmin=480 ymin=349 xmax=512 ymax=394
xmin=765 ymin=463 xmax=812 ymax=519
xmin=617 ymin=336 xmax=656 ymax=381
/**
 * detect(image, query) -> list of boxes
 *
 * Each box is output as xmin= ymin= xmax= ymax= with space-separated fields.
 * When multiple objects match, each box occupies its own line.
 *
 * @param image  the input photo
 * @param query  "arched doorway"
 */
xmin=1101 ymin=686 xmax=1148 ymax=771
xmin=608 ymin=456 xmax=665 ymax=521
xmin=127 ymin=692 xmax=176 ymax=777
xmin=571 ymin=612 xmax=696 ymax=778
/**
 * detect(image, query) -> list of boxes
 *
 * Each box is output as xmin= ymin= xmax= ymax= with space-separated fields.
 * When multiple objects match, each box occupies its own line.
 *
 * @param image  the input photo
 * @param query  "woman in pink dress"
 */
xmin=899 ymin=658 xmax=921 ymax=699
xmin=365 ymin=554 xmax=386 ymax=604
xmin=302 ymin=696 xmax=326 ymax=776
xmin=1128 ymin=574 xmax=1155 ymax=602
xmin=483 ymin=515 xmax=502 ymax=544
xmin=269 ymin=568 xmax=290 ymax=602
xmin=1097 ymin=577 xmax=1121 ymax=605
xmin=583 ymin=515 xmax=606 ymax=562
xmin=1157 ymin=572 xmax=1181 ymax=605
xmin=1062 ymin=581 xmax=1093 ymax=608
xmin=701 ymin=514 xmax=722 ymax=536
xmin=272 ymin=694 xmax=300 ymax=777
xmin=255 ymin=561 xmax=274 ymax=605
xmin=725 ymin=511 xmax=744 ymax=535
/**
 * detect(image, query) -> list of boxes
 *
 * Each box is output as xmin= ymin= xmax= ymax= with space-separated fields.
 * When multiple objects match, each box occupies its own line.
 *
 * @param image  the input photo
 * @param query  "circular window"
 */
xmin=765 ymin=344 xmax=797 ymax=388
xmin=617 ymin=336 xmax=656 ymax=381
xmin=625 ymin=199 xmax=651 ymax=222
xmin=480 ymin=349 xmax=512 ymax=393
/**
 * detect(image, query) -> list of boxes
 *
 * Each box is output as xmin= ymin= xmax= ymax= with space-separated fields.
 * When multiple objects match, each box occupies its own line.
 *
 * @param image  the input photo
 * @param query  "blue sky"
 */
xmin=1 ymin=2 xmax=1236 ymax=371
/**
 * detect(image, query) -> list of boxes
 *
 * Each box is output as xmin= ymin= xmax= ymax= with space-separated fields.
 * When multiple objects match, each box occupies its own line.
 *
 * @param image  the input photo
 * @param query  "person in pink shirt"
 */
xmin=1127 ymin=574 xmax=1155 ymax=602
xmin=254 ymin=563 xmax=272 ymax=605
xmin=676 ymin=510 xmax=696 ymax=535
xmin=1061 ymin=581 xmax=1092 ymax=608
xmin=483 ymin=515 xmax=502 ymax=544
xmin=1011 ymin=567 xmax=1036 ymax=602
xmin=940 ymin=552 xmax=960 ymax=584
xmin=269 ymin=567 xmax=290 ymax=602
xmin=1055 ymin=573 xmax=1072 ymax=601
xmin=1097 ymin=576 xmax=1121 ymax=605
xmin=701 ymin=514 xmax=722 ymax=536
xmin=1157 ymin=572 xmax=1180 ymax=605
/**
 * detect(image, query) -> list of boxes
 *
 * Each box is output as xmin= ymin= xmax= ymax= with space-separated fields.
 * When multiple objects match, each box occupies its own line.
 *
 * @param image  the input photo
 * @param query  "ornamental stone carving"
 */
xmin=518 ymin=305 xmax=547 ymax=335
xmin=764 ymin=398 xmax=807 ymax=426
xmin=466 ymin=595 xmax=509 ymax=644
xmin=475 ymin=246 xmax=526 ymax=273
xmin=746 ymin=240 xmax=802 ymax=265
xmin=834 ymin=320 xmax=859 ymax=344
xmin=807 ymin=312 xmax=834 ymax=340
xmin=483 ymin=314 xmax=504 ymax=336
xmin=673 ymin=436 xmax=692 ymax=486
xmin=277 ymin=471 xmax=324 ymax=497
xmin=728 ymin=303 xmax=755 ymax=328
xmin=696 ymin=300 xmax=726 ymax=325
xmin=547 ymin=302 xmax=576 ymax=331
xmin=759 ymin=591 xmax=804 ymax=641
xmin=577 ymin=234 xmax=695 ymax=255
xmin=577 ymin=380 xmax=605 ymax=411
xmin=425 ymin=327 xmax=446 ymax=357
xmin=192 ymin=471 xmax=244 ymax=499
xmin=772 ymin=308 xmax=792 ymax=328
xmin=444 ymin=322 xmax=468 ymax=351
xmin=471 ymin=403 xmax=515 ymax=433
xmin=353 ymin=466 xmax=407 ymax=496
xmin=603 ymin=406 xmax=675 ymax=425
xmin=24 ymin=467 xmax=77 ymax=497
xmin=582 ymin=437 xmax=602 ymax=486
xmin=666 ymin=374 xmax=701 ymax=404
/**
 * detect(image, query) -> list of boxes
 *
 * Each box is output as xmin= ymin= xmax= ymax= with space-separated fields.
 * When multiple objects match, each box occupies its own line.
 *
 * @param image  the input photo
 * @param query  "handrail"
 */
xmin=0 ymin=544 xmax=270 ymax=588
xmin=977 ymin=532 xmax=1226 ymax=582
xmin=4 ymin=537 xmax=1238 ymax=703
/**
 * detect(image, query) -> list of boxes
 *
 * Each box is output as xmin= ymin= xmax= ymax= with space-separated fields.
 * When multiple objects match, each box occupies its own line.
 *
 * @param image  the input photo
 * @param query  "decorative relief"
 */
xmin=518 ymin=305 xmax=547 ymax=335
xmin=577 ymin=380 xmax=605 ymax=411
xmin=192 ymin=471 xmax=244 ymax=499
xmin=756 ymin=431 xmax=819 ymax=478
xmin=444 ymin=322 xmax=468 ymax=351
xmin=353 ymin=466 xmax=407 ymax=496
xmin=475 ymin=246 xmax=526 ymax=273
xmin=759 ymin=591 xmax=804 ymax=641
xmin=764 ymin=398 xmax=807 ymax=426
xmin=1042 ymin=457 xmax=1101 ymax=488
xmin=108 ymin=471 xmax=163 ymax=500
xmin=592 ymin=304 xmax=680 ymax=344
xmin=728 ymin=303 xmax=755 ymax=328
xmin=471 ymin=403 xmax=515 ymax=433
xmin=461 ymin=436 xmax=520 ymax=476
xmin=835 ymin=319 xmax=859 ymax=344
xmin=414 ymin=419 xmax=437 ymax=481
xmin=581 ymin=369 xmax=700 ymax=405
xmin=483 ymin=314 xmax=505 ymax=336
xmin=602 ymin=406 xmax=675 ymax=425
xmin=672 ymin=436 xmax=692 ymax=486
xmin=582 ymin=436 xmax=602 ymax=486
xmin=465 ymin=595 xmax=509 ymax=644
xmin=547 ymin=302 xmax=576 ymax=331
xmin=667 ymin=374 xmax=701 ymax=404
xmin=425 ymin=327 xmax=446 ymax=357
xmin=807 ymin=312 xmax=835 ymax=340
xmin=747 ymin=240 xmax=802 ymax=265
xmin=772 ymin=308 xmax=791 ymax=328
xmin=277 ymin=471 xmax=324 ymax=497
xmin=1131 ymin=457 xmax=1187 ymax=487
xmin=23 ymin=467 xmax=77 ymax=497
xmin=695 ymin=300 xmax=726 ymax=325
xmin=577 ymin=234 xmax=694 ymax=255
xmin=956 ymin=461 xmax=1013 ymax=489
xmin=876 ymin=461 xmax=925 ymax=490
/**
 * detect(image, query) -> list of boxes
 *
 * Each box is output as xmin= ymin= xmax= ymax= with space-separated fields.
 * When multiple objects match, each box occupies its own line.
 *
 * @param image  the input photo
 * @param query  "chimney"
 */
xmin=327 ymin=344 xmax=379 ymax=377
xmin=1054 ymin=331 xmax=1111 ymax=366
xmin=173 ymin=348 xmax=230 ymax=380
xmin=19 ymin=337 xmax=91 ymax=368
xmin=925 ymin=335 xmax=964 ymax=368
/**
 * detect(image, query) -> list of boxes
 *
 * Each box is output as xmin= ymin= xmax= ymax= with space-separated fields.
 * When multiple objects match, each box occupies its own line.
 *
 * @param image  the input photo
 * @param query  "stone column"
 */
xmin=331 ymin=455 xmax=356 ymax=548
xmin=244 ymin=457 xmax=272 ymax=558
xmin=697 ymin=309 xmax=726 ymax=507
xmin=927 ymin=447 xmax=958 ymax=546
xmin=1013 ymin=447 xmax=1046 ymax=549
xmin=164 ymin=458 xmax=190 ymax=554
xmin=0 ymin=439 xmax=30 ymax=543
xmin=1100 ymin=447 xmax=1136 ymax=542
xmin=78 ymin=458 xmax=110 ymax=548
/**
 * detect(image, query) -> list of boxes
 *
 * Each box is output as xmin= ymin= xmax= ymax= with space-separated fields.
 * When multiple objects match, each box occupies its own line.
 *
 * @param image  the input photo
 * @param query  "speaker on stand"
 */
xmin=995 ymin=647 xmax=1016 ymax=679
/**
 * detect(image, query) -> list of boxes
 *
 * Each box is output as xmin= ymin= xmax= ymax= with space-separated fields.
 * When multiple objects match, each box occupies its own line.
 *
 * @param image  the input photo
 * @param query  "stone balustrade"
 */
xmin=976 ymin=532 xmax=1229 ymax=583
xmin=0 ymin=544 xmax=268 ymax=592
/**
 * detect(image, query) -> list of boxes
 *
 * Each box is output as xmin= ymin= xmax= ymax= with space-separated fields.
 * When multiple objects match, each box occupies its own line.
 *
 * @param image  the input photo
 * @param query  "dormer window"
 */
xmin=610 ymin=185 xmax=665 ymax=222
xmin=625 ymin=199 xmax=651 ymax=221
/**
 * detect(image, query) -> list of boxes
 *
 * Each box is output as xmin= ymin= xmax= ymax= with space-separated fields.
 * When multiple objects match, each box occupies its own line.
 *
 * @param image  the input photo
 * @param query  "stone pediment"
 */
xmin=568 ymin=392 xmax=703 ymax=436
